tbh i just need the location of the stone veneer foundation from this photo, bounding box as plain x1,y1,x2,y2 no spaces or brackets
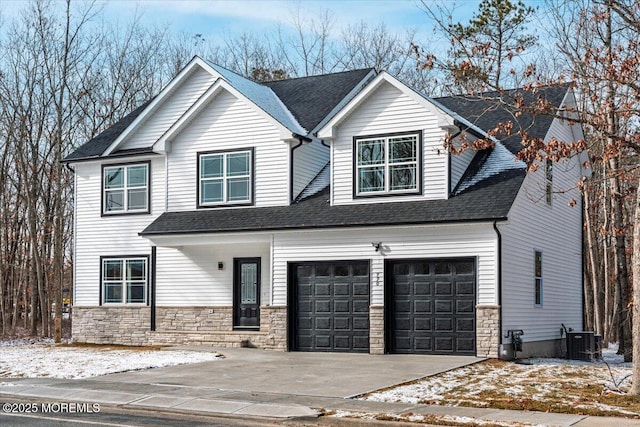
74,305,501,357
72,306,287,350
476,304,500,358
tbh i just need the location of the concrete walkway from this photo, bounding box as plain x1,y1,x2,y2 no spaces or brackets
0,346,638,426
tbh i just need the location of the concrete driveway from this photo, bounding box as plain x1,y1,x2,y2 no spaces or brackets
92,347,481,398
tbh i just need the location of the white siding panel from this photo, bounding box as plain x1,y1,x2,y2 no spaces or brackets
293,140,329,200
120,67,216,150
155,243,270,306
450,136,478,191
167,90,289,210
500,116,583,343
272,223,497,306
73,156,165,306
332,82,449,205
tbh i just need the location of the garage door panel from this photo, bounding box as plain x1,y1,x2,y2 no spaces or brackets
353,317,369,330
334,283,350,295
457,337,475,352
389,259,476,355
414,282,430,295
293,262,370,353
414,300,431,313
457,318,474,332
456,300,474,313
435,282,453,295
457,281,475,295
435,300,453,314
435,337,454,352
435,317,454,332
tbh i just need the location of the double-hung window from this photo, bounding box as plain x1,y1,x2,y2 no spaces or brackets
534,250,543,306
198,149,253,206
103,163,149,214
355,132,420,196
101,257,147,304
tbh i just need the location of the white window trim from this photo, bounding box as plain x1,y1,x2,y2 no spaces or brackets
355,133,420,196
198,149,253,206
103,163,149,214
101,257,148,305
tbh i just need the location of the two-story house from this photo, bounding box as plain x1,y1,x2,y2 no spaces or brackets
63,56,588,358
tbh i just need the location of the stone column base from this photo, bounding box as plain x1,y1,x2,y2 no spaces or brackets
476,305,500,358
370,305,384,354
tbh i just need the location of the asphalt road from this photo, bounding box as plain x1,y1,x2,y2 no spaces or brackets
0,397,304,427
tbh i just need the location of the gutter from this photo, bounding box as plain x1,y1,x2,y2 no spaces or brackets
493,220,503,349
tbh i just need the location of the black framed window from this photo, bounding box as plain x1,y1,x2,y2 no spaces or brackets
101,256,148,305
198,149,253,206
355,132,420,196
534,250,543,306
103,163,149,214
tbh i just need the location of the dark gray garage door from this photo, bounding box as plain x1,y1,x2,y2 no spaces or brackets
387,259,476,355
290,261,370,352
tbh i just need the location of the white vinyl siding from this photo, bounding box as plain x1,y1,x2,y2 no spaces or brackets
272,223,497,306
167,90,289,211
500,115,583,343
449,135,478,192
73,157,165,306
332,82,448,205
155,243,270,306
292,140,329,201
119,67,216,151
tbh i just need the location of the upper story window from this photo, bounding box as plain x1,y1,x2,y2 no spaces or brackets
101,256,147,305
354,132,421,197
103,163,150,215
545,159,553,206
534,250,543,306
198,149,253,207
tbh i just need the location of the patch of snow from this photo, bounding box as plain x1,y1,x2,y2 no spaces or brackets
296,162,329,202
1,337,54,347
0,344,221,379
455,142,526,194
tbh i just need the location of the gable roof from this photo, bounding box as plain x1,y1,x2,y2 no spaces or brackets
63,60,374,163
436,84,570,154
263,68,374,132
62,100,154,162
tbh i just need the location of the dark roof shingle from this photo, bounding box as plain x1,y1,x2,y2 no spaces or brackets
436,84,569,153
141,168,525,236
263,68,373,132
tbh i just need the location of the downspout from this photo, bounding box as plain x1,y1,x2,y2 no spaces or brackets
150,246,157,331
493,221,503,352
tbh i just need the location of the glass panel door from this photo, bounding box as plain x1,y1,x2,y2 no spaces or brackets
234,258,260,329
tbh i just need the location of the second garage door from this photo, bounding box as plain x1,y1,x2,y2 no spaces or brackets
387,258,476,355
290,261,370,353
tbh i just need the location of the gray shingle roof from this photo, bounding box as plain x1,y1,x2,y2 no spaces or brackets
141,168,525,236
263,68,373,132
436,84,569,154
62,100,153,162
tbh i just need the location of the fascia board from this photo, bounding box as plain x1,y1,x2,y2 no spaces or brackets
317,72,457,139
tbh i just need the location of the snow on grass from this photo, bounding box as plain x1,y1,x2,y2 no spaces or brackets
364,343,638,418
0,343,221,379
332,410,540,426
